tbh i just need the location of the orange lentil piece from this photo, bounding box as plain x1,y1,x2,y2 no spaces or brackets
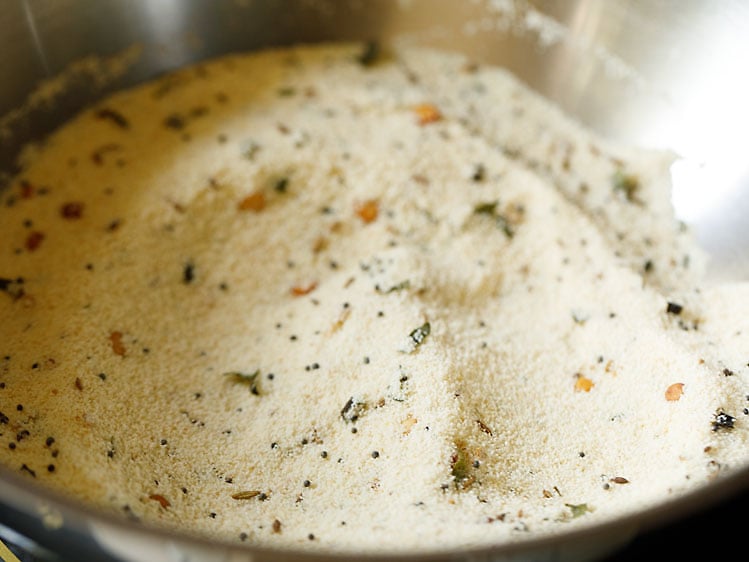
148,494,170,509
665,382,684,401
355,199,379,224
20,182,35,199
61,202,84,219
402,413,418,435
110,331,126,356
238,191,266,212
291,282,318,297
413,103,442,125
330,308,351,333
25,231,45,251
574,375,594,392
231,490,261,500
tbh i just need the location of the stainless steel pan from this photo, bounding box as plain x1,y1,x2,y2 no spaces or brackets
1,1,747,560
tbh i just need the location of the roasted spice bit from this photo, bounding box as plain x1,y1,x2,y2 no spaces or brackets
411,174,430,186
224,370,261,395
471,163,486,182
60,202,84,219
163,113,186,130
610,477,629,484
409,322,431,349
25,231,45,252
272,519,282,533
355,199,379,224
238,191,266,212
666,301,683,315
74,377,83,391
240,140,261,160
19,180,35,199
232,490,261,500
665,382,684,401
462,60,480,73
20,464,37,478
106,438,117,458
291,281,317,297
148,494,171,509
183,261,195,284
109,331,126,356
341,397,367,423
413,103,442,125
375,280,410,294
574,374,594,392
722,368,735,377
0,277,25,300
274,177,289,193
357,41,380,67
95,108,130,129
476,419,493,436
91,143,122,165
312,236,329,253
189,105,209,118
712,410,735,432
168,199,186,213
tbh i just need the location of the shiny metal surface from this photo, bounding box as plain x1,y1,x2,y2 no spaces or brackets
1,1,748,561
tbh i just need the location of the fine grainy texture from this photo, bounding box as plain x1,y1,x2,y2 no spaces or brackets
0,42,747,554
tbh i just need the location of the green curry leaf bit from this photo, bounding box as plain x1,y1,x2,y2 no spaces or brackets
611,169,641,203
376,280,411,294
277,87,296,97
473,201,498,216
340,397,368,423
473,201,515,238
450,448,471,484
565,503,590,518
409,322,431,348
224,370,261,396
